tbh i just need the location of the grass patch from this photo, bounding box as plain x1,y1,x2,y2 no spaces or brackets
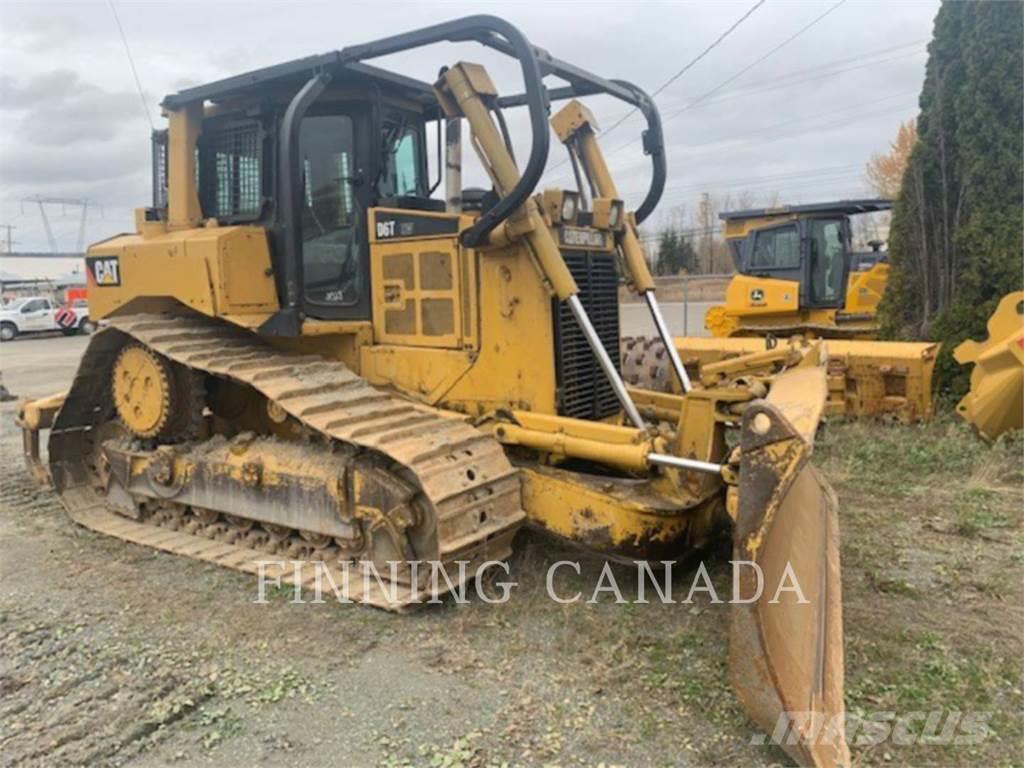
817,415,1022,489
828,418,1023,766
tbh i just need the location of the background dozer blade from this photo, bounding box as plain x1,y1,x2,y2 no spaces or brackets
729,370,850,768
647,335,939,423
953,290,1024,440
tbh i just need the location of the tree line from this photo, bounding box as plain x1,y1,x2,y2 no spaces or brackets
881,0,1023,394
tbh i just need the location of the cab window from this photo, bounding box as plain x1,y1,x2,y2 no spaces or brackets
750,225,800,269
378,120,423,198
299,114,363,307
22,299,48,313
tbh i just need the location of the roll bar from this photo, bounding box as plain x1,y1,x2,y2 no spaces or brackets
255,15,666,333
324,15,666,234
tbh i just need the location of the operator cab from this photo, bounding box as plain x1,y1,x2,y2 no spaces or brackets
720,199,892,309
156,61,443,322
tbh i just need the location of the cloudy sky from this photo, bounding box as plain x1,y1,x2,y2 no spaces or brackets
0,0,938,278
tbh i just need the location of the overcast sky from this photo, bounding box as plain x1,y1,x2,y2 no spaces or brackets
0,0,938,278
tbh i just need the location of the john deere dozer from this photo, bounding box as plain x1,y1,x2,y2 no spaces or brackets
625,200,939,424
18,17,848,766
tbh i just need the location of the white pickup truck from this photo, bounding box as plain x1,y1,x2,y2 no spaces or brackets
0,296,95,341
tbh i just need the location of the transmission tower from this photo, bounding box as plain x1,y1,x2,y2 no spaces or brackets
20,196,104,253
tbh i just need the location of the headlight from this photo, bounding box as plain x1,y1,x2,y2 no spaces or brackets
561,194,578,222
607,203,621,228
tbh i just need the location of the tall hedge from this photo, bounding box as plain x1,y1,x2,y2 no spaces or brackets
879,0,1024,396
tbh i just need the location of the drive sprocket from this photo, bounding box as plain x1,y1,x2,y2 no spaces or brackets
112,343,175,438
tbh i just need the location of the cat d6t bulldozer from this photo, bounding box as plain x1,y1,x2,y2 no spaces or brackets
17,17,848,766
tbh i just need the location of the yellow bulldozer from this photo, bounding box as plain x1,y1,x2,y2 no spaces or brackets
706,199,894,339
17,17,848,766
626,200,939,424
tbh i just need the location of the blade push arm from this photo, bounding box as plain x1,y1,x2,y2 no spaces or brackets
552,100,693,392
435,63,647,430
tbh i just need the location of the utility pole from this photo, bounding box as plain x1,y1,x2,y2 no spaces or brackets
0,224,15,254
699,192,712,274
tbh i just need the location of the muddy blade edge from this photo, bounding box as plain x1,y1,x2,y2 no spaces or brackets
729,369,850,768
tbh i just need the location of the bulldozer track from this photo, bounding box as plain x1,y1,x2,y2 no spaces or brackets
47,313,525,610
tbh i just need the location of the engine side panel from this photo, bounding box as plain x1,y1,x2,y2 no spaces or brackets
85,225,279,321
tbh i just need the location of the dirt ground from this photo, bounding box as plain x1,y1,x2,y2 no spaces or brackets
0,334,1021,767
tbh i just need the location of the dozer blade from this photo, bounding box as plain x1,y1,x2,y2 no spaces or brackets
953,291,1024,440
16,390,67,486
729,365,850,768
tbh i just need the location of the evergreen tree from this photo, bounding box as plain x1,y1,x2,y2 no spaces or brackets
880,0,1024,395
655,227,698,275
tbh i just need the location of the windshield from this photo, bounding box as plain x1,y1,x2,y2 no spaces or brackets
3,299,27,311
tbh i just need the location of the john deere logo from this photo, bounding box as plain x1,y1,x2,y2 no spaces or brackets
86,256,121,287
750,288,765,304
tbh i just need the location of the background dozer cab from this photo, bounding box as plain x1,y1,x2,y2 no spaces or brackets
628,199,938,424
17,16,848,765
706,198,894,340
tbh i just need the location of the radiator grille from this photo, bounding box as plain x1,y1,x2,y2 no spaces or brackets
553,251,621,421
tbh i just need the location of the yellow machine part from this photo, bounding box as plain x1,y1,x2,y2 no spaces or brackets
706,266,887,340
112,344,174,438
844,261,889,315
665,335,938,423
706,274,801,338
728,363,849,768
624,335,937,423
954,291,1024,440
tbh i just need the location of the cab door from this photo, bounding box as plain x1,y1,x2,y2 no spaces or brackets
297,110,373,321
805,218,848,308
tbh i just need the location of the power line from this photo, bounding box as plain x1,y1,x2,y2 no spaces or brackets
676,90,917,152
601,0,767,139
637,179,880,239
543,0,766,179
547,41,924,190
660,44,925,117
608,89,917,190
653,171,877,213
590,0,850,170
689,38,923,97
109,0,154,131
631,162,863,197
653,173,870,212
663,0,850,121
